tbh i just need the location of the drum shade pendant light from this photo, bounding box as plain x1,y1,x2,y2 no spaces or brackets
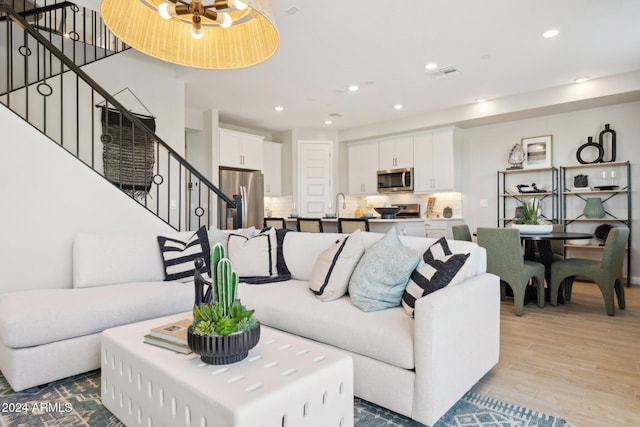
101,0,278,69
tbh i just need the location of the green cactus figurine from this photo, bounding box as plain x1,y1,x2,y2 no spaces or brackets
192,252,257,337
210,243,225,302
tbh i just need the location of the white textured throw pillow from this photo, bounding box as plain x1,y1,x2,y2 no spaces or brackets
227,227,276,278
308,229,365,301
208,226,256,253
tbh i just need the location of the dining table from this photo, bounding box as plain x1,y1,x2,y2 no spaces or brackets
520,231,593,303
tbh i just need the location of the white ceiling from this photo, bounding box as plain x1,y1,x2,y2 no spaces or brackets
177,0,640,133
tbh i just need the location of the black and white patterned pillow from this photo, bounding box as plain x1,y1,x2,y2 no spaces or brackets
157,226,211,282
309,229,365,301
423,236,452,262
402,253,470,318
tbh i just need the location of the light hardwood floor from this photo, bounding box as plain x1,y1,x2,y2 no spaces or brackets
470,281,640,427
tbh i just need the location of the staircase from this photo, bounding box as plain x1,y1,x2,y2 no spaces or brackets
0,1,242,231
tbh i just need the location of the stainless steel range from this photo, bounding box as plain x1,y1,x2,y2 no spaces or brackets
394,203,421,218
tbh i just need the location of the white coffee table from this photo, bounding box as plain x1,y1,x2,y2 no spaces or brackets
101,313,354,427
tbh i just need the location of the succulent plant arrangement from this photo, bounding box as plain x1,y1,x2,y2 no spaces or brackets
515,198,549,225
191,243,258,337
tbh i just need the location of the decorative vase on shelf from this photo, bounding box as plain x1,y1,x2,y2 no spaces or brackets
583,197,605,218
443,206,453,218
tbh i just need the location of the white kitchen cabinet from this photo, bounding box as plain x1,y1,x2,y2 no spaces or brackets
219,128,264,170
424,218,464,239
378,136,413,170
348,141,379,195
262,141,282,196
413,127,460,192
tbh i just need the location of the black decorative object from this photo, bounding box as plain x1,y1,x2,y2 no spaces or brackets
594,224,613,245
576,136,604,164
100,106,157,199
598,123,617,162
374,206,402,219
97,88,157,200
576,124,617,164
188,323,261,365
574,174,588,188
516,183,545,193
193,257,213,306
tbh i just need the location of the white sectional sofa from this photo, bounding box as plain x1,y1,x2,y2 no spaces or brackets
0,229,500,426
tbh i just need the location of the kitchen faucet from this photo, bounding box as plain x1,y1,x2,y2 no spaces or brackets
335,192,346,218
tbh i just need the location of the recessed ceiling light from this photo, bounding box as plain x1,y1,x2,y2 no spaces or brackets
542,28,559,38
575,77,590,84
393,104,403,110
274,106,284,112
324,120,333,125
348,84,359,92
425,62,438,70
476,98,487,103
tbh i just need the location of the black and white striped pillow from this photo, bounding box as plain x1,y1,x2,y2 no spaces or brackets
309,229,365,301
157,226,211,282
423,236,452,262
402,253,470,317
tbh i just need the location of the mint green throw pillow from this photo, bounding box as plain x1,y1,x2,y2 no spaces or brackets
348,227,420,312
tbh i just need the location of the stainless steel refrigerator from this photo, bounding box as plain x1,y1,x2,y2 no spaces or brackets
218,168,264,230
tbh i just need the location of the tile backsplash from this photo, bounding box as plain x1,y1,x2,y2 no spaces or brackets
264,192,463,219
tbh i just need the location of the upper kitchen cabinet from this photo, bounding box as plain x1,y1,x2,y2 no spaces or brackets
219,128,264,170
262,141,282,196
413,127,461,192
348,140,379,195
378,136,413,170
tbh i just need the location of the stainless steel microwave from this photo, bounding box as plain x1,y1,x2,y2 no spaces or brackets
377,168,414,193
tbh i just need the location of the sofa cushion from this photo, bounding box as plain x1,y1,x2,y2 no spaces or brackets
348,228,420,312
0,282,193,348
308,229,365,301
208,226,257,254
73,231,195,288
238,280,415,369
228,227,276,278
402,253,471,317
283,232,351,281
158,226,211,282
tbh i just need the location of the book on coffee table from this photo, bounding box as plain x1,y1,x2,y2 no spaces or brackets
143,334,192,354
148,318,192,345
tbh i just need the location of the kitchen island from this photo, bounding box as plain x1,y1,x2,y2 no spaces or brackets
283,217,426,237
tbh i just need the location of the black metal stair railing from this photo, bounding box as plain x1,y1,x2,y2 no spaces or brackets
0,0,129,96
0,2,242,231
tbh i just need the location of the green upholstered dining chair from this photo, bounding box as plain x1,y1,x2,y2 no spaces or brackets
477,227,545,316
550,227,629,316
451,224,472,241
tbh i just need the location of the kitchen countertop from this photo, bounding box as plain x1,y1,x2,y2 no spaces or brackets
283,217,425,223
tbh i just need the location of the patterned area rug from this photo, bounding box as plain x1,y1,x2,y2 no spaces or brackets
0,370,570,426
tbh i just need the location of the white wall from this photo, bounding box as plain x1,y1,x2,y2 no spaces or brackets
0,51,188,293
0,106,175,293
460,101,639,283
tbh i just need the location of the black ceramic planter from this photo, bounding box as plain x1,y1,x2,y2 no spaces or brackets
187,323,261,365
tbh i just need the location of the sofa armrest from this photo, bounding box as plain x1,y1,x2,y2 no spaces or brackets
411,273,500,425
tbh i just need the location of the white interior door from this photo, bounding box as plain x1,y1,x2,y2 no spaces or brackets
298,141,332,217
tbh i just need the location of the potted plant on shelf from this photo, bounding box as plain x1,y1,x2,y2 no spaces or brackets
189,243,260,365
512,197,553,234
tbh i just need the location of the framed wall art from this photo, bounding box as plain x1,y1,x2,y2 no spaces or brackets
521,135,552,169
